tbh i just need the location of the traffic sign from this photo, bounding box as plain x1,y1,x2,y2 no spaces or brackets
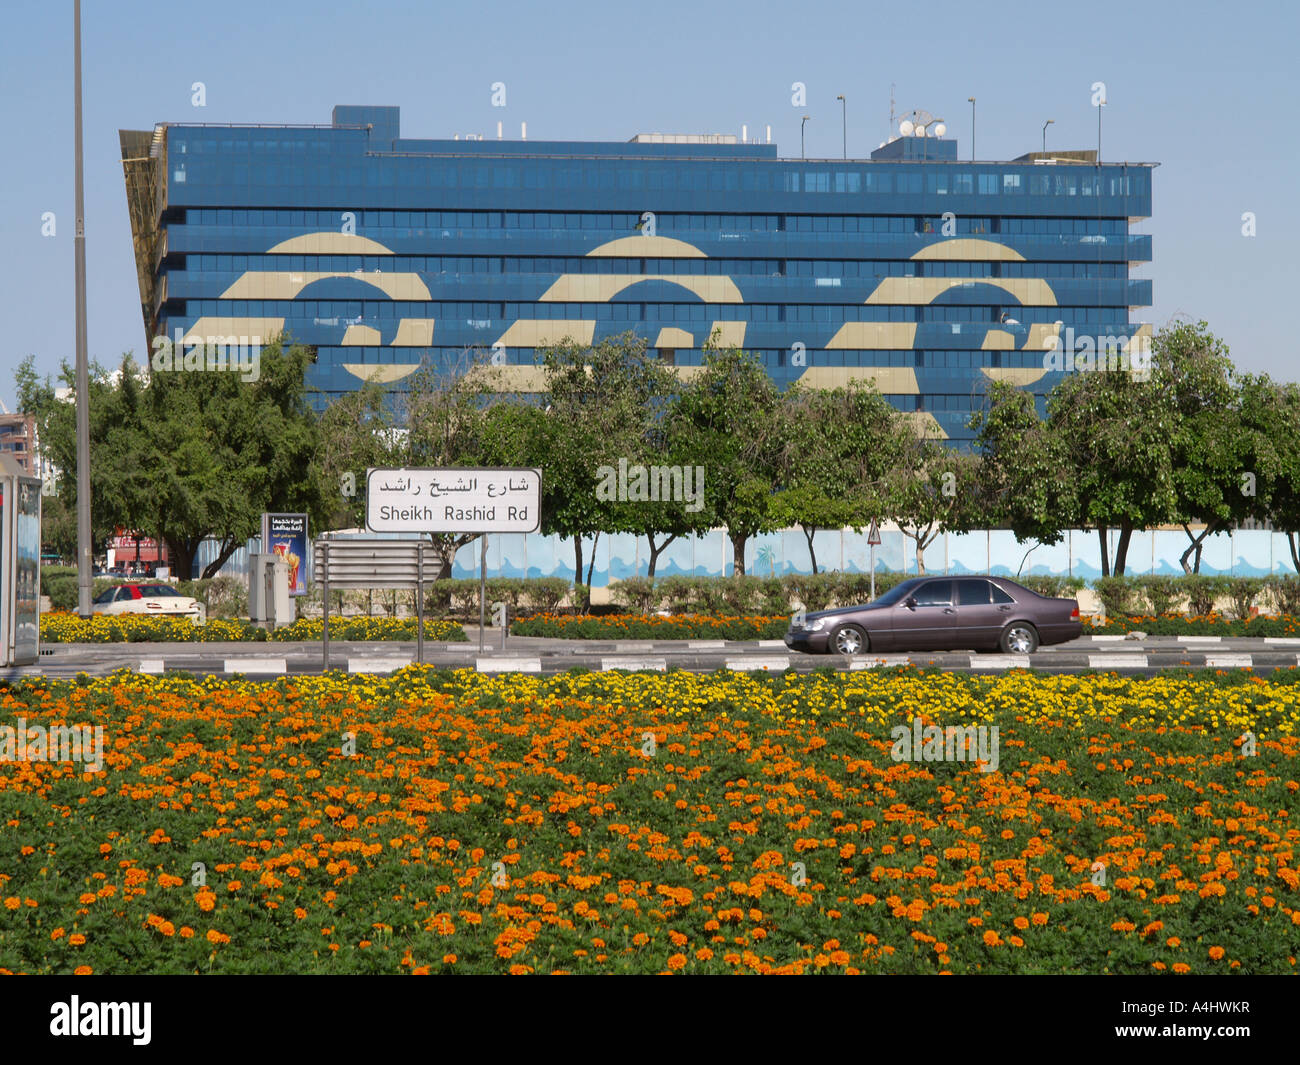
365,468,541,534
867,520,881,545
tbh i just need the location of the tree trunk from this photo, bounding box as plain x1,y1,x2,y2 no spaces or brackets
200,536,242,580
1097,527,1110,578
1113,525,1134,576
730,532,748,577
1289,531,1300,574
573,536,584,590
585,532,600,587
802,524,818,575
1179,523,1216,575
645,532,677,579
166,537,198,582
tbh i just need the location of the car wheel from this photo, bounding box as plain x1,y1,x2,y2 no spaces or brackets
999,623,1039,654
830,624,868,656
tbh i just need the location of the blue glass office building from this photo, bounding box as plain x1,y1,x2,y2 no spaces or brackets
121,106,1154,443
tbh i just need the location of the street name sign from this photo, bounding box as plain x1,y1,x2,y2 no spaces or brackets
365,468,541,534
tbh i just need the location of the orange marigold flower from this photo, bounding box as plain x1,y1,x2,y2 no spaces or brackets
443,954,457,964
1013,916,1029,931
666,953,688,971
74,966,93,975
1208,946,1225,961
1172,962,1191,973
69,934,86,946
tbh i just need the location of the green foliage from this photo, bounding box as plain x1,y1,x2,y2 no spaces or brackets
1222,577,1268,620
1016,576,1087,600
1137,575,1185,615
19,340,323,580
1182,575,1229,616
1092,576,1145,617
1266,575,1300,616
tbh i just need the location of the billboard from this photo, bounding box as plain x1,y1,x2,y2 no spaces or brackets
261,513,308,597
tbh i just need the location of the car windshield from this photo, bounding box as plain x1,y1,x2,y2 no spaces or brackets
870,580,921,606
139,584,181,597
92,588,116,604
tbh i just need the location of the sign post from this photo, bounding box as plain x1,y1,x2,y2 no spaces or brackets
867,520,881,601
366,468,541,654
479,534,487,653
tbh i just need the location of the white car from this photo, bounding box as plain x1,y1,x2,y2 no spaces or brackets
92,583,204,623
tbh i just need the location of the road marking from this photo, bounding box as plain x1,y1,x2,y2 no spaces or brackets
757,640,788,649
1203,654,1253,668
224,657,287,674
971,655,1030,668
1264,638,1300,645
348,656,413,673
1177,636,1224,643
725,656,791,671
1089,635,1126,642
688,640,727,649
476,656,541,673
1087,654,1148,668
601,656,667,672
849,656,914,669
615,642,656,652
138,658,165,674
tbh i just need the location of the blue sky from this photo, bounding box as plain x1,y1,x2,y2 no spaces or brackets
1,0,1295,407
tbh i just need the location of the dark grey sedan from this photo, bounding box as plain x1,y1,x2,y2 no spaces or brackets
783,575,1082,656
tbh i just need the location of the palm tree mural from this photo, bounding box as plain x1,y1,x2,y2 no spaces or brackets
754,544,777,577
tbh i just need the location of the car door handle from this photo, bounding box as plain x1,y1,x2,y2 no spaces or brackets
943,607,956,614
998,605,1012,611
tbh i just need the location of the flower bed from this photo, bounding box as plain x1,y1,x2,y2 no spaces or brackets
509,613,790,640
1,668,1296,975
38,613,466,644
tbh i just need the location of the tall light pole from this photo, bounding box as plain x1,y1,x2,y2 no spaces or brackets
73,0,92,618
1042,118,1054,154
836,95,846,158
801,114,810,159
968,97,976,160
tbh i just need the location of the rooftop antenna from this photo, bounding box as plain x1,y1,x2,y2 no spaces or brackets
889,83,896,139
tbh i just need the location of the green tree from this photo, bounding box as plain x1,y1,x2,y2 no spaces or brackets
19,338,324,579
666,338,785,576
772,382,912,573
1154,321,1253,573
885,434,983,574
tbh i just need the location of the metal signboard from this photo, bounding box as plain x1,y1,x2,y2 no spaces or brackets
365,468,541,534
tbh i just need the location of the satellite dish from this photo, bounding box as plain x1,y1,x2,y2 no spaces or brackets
899,119,914,136
933,122,947,137
914,125,927,137
877,141,886,149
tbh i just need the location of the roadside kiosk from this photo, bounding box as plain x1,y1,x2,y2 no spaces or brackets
0,453,42,667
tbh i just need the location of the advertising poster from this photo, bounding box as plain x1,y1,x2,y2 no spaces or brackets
14,479,41,662
261,513,308,597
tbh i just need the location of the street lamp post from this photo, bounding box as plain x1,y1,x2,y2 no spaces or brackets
801,114,810,159
1042,118,1055,154
836,95,846,158
968,97,976,161
73,0,93,617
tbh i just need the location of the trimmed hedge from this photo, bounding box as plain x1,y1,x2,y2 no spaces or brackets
1085,613,1300,637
